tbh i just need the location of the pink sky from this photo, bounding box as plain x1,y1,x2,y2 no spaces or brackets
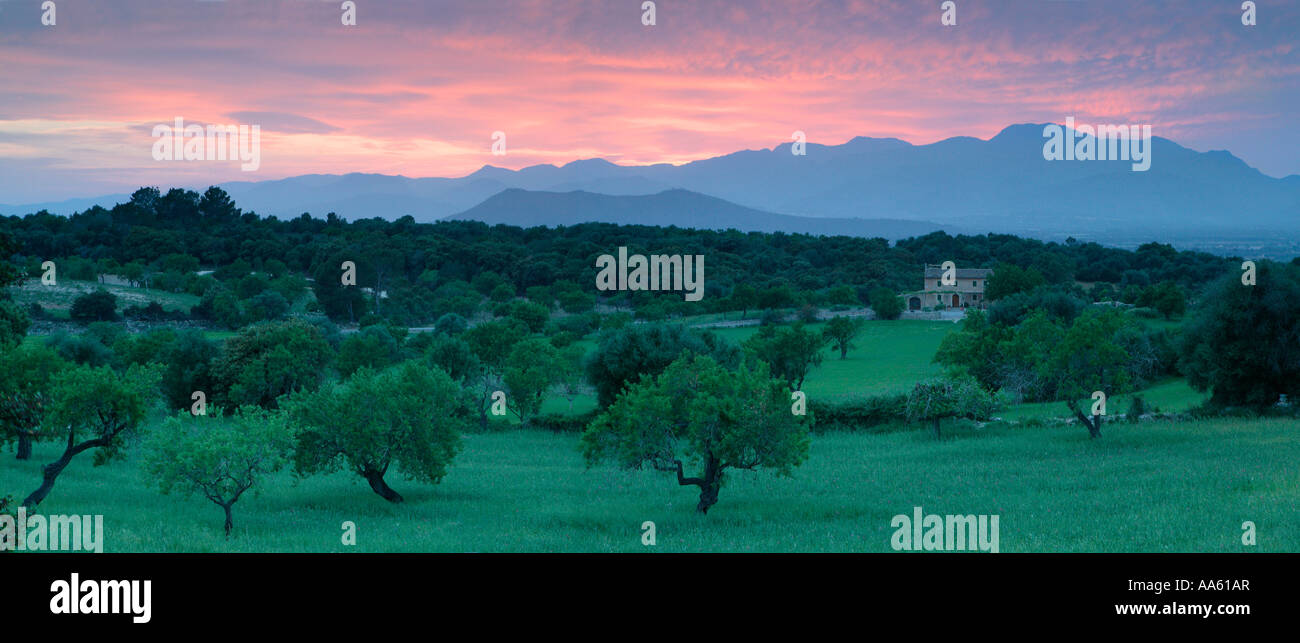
0,0,1296,202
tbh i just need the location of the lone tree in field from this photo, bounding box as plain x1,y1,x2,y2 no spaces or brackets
581,355,811,514
1045,308,1131,438
502,337,561,425
0,345,69,460
286,362,464,503
1180,261,1300,408
905,374,995,438
22,364,159,508
822,315,864,359
142,407,292,537
743,323,827,391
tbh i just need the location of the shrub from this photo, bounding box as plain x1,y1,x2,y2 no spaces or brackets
868,287,904,320
434,313,468,335
245,289,290,322
529,410,599,434
123,301,180,321
0,300,31,348
807,395,908,433
336,325,404,378
600,312,633,329
69,290,118,322
84,321,126,348
44,332,113,367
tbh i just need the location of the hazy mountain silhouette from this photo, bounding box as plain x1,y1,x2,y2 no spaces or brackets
5,124,1295,241
448,188,949,239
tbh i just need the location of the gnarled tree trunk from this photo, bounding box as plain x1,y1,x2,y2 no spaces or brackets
363,466,403,503
1068,403,1102,438
23,425,110,508
16,432,33,460
222,502,234,538
675,455,723,514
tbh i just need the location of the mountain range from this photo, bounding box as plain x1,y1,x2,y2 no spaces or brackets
3,124,1296,243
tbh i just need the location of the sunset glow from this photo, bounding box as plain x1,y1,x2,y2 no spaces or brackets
0,0,1295,202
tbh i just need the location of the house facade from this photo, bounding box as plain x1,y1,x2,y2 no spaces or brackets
904,265,994,311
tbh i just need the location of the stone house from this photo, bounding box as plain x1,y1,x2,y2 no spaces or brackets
905,265,994,311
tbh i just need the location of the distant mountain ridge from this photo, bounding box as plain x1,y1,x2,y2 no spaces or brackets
448,188,950,239
3,124,1296,241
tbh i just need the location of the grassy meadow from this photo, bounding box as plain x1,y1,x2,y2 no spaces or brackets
11,278,198,320
5,314,1295,553
4,417,1295,552
709,319,955,400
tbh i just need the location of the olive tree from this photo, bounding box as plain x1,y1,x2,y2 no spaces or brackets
586,323,738,408
502,337,561,425
905,374,996,438
212,319,333,409
142,407,292,537
22,364,159,508
0,299,31,349
0,345,69,460
286,361,464,503
743,323,827,391
1180,261,1300,408
822,315,864,359
581,355,810,514
463,319,525,429
1043,308,1131,438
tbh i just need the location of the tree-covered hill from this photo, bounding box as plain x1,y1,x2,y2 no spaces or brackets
0,186,1241,328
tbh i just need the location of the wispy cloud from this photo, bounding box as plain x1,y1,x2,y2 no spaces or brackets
0,0,1295,202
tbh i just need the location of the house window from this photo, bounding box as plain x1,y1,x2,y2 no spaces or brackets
973,281,978,287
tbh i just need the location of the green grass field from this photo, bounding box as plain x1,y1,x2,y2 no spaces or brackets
533,320,952,416
1000,378,1209,422
7,310,1288,553
4,417,1295,552
709,319,953,400
11,278,198,317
